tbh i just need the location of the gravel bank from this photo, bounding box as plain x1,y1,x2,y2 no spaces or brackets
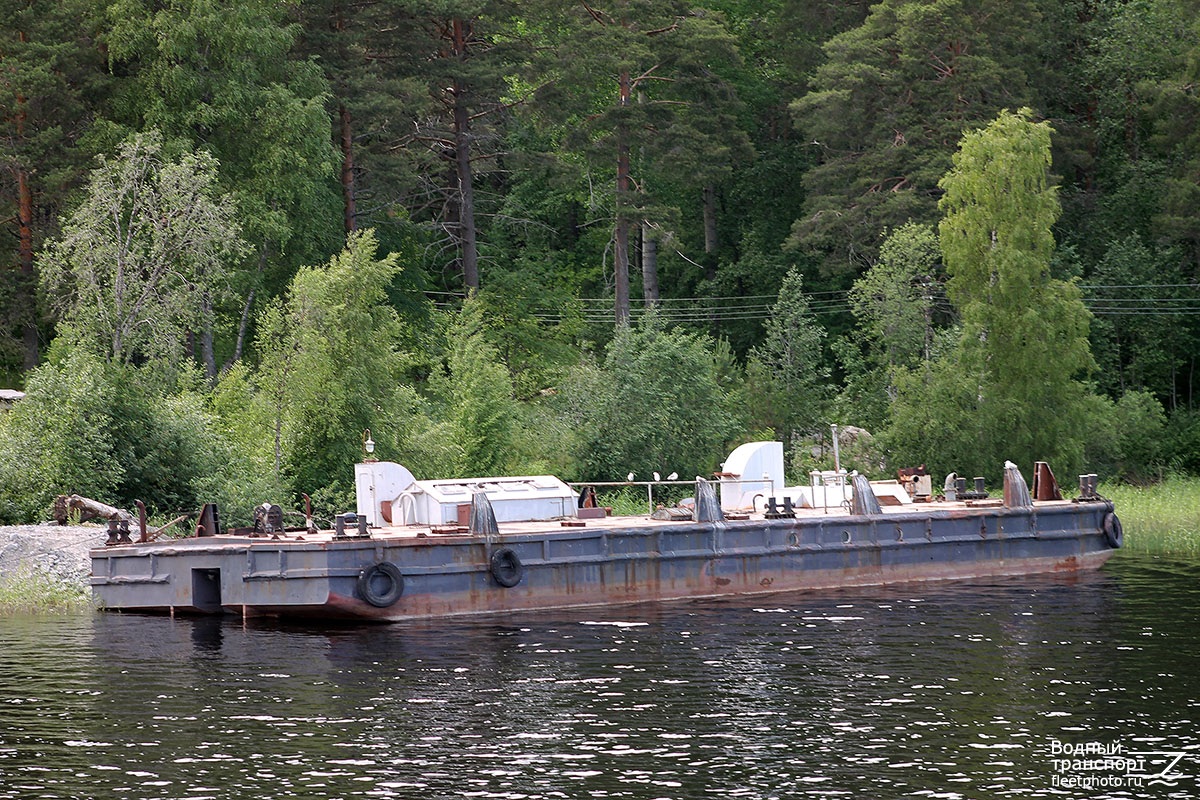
0,524,107,590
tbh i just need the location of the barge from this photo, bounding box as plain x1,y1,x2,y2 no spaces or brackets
89,442,1122,621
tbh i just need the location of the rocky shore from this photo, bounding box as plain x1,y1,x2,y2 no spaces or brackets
0,523,107,591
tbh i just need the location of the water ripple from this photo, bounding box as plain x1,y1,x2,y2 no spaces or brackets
0,554,1197,798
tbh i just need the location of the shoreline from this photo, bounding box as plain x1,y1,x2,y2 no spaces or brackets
0,524,106,613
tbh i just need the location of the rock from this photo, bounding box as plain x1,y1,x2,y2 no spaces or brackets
0,524,107,591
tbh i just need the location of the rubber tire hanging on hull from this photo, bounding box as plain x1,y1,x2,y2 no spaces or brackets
357,562,405,607
1103,512,1123,549
490,548,524,588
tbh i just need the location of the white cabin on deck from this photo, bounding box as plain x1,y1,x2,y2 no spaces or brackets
355,461,575,527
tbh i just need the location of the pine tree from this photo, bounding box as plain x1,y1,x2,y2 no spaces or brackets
0,0,109,376
747,268,829,452
791,0,1039,275
537,1,747,325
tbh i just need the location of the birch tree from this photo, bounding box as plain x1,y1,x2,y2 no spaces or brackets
888,108,1096,478
39,131,247,368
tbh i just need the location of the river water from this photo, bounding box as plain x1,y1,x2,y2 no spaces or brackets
1,552,1197,800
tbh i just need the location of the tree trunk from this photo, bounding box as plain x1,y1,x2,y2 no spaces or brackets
702,184,720,284
340,102,356,233
227,288,255,369
15,51,38,370
53,494,133,524
614,69,632,326
223,245,266,373
201,293,217,381
641,221,658,306
452,18,479,292
17,164,38,370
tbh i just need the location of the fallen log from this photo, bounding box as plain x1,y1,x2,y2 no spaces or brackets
53,494,133,525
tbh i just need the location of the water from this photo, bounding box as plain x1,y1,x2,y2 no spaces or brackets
2,553,1198,799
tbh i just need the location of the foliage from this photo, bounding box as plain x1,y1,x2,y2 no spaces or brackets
473,261,584,399
424,299,521,478
14,0,1200,496
0,348,235,522
886,109,1096,480
1164,407,1200,476
0,349,122,523
850,223,942,376
255,229,416,499
836,222,944,433
745,267,829,458
0,0,111,380
38,131,248,369
1083,389,1167,481
97,0,341,375
563,313,744,482
790,0,1038,274
197,363,289,525
1088,235,1190,406
1111,390,1168,479
102,0,336,252
533,0,751,320
829,335,891,435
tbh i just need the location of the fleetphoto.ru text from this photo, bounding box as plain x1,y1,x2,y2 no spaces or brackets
1047,739,1190,790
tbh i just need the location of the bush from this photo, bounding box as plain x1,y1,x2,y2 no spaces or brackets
196,363,290,525
562,314,744,482
1083,390,1166,482
1165,407,1200,477
423,300,521,477
0,350,123,523
0,348,252,524
1112,390,1167,480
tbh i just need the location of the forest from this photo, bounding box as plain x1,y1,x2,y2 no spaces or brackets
2,0,1199,525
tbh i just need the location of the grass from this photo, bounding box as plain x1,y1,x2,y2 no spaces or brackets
1104,476,1200,557
596,486,657,516
594,484,700,517
0,568,93,616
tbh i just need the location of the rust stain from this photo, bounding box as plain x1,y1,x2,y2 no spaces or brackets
714,577,731,586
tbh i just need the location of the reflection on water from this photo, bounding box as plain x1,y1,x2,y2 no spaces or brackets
1,553,1198,799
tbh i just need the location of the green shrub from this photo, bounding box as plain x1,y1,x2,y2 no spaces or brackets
562,314,744,482
0,348,258,524
1165,407,1200,476
0,350,123,523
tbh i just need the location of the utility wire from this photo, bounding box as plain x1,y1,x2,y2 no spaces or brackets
415,283,1200,323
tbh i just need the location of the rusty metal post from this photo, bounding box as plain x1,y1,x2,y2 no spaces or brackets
136,500,148,542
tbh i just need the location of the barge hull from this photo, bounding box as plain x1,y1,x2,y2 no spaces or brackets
91,500,1118,622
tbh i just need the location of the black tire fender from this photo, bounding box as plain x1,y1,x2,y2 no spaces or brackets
490,547,524,588
357,562,405,607
1103,512,1123,549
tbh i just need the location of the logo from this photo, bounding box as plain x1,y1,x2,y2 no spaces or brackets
1047,740,1191,790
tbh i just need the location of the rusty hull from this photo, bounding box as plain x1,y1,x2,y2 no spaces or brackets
90,498,1118,622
